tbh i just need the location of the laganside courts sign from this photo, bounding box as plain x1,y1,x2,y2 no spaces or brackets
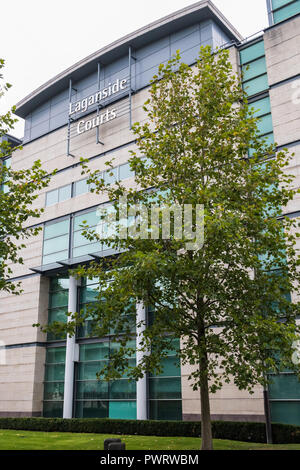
69,78,128,135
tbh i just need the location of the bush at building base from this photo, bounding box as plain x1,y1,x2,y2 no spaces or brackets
0,418,299,444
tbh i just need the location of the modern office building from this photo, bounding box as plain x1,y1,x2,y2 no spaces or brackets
1,0,300,423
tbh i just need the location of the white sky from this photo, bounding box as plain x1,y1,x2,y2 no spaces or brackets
0,0,268,138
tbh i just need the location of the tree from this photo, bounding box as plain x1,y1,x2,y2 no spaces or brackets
41,46,300,450
0,59,51,294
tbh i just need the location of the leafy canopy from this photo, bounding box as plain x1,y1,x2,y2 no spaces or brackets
43,46,300,392
0,59,52,294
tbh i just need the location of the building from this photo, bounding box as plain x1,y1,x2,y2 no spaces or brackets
1,0,300,423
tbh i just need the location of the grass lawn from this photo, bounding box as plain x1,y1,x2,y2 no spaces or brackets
0,429,299,450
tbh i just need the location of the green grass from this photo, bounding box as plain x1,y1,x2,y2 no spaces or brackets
0,429,300,450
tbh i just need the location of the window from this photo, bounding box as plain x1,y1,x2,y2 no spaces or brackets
74,178,89,196
46,190,59,206
242,57,267,82
45,161,134,206
272,0,300,23
1,156,11,193
77,278,102,338
248,96,274,156
45,184,72,206
77,278,135,339
72,204,117,259
119,162,134,181
104,168,118,185
149,338,183,421
240,41,265,65
47,277,69,341
249,96,271,117
240,41,269,97
43,346,66,418
272,0,294,8
73,209,102,258
243,75,269,97
75,340,137,419
42,218,70,265
269,373,300,425
59,184,72,202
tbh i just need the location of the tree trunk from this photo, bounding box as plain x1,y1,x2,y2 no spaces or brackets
200,356,213,450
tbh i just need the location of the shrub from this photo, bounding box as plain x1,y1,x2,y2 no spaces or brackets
0,417,299,444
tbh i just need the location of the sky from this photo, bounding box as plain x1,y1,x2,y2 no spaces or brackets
0,0,269,138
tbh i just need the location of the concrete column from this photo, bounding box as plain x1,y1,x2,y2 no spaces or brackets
63,276,79,419
136,302,147,420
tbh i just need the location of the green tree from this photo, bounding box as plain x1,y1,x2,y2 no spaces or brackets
41,46,300,450
0,59,51,294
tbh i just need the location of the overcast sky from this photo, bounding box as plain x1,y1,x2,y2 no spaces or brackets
0,0,269,138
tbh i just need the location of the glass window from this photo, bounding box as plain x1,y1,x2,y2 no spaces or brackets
249,97,271,117
240,41,265,65
49,290,69,309
79,343,110,362
74,179,89,196
43,234,69,256
77,361,109,380
74,210,99,230
269,374,300,399
77,318,98,339
243,74,269,96
59,184,72,202
109,401,137,420
150,356,181,377
73,243,101,258
248,133,274,157
80,283,100,303
50,278,69,291
270,401,300,426
48,307,68,324
0,157,12,193
119,163,134,180
43,251,69,265
47,278,69,340
44,382,64,401
73,209,104,258
273,1,300,23
46,347,66,364
46,189,59,206
149,377,182,399
257,114,273,136
45,363,65,382
75,400,109,418
3,156,11,169
43,401,64,418
242,57,267,82
43,346,66,418
44,219,70,240
109,379,136,400
149,400,182,421
76,380,109,400
104,168,118,185
43,218,70,265
110,339,136,358
272,0,294,8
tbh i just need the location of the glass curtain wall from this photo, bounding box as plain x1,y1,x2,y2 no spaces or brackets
47,277,69,341
75,341,137,419
240,38,300,425
271,0,300,24
43,346,66,417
